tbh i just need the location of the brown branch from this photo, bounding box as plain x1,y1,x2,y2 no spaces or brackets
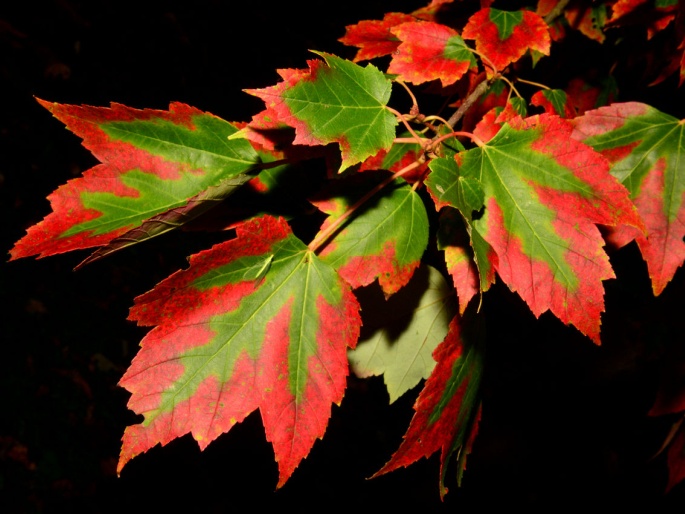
446,78,491,129
543,0,571,25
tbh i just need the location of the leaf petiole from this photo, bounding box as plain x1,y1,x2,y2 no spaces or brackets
308,160,422,254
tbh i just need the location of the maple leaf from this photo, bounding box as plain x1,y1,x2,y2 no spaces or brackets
311,170,429,296
74,175,255,269
411,0,459,20
607,0,678,38
387,21,477,87
462,8,551,76
531,89,576,118
427,114,644,343
427,156,497,300
436,208,482,314
10,100,260,263
565,76,618,115
565,0,608,43
374,315,484,498
117,215,361,487
348,265,458,403
536,0,569,41
245,52,397,171
472,98,528,143
338,12,416,62
572,102,685,295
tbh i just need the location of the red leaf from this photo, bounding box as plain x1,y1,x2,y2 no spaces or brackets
462,8,551,76
358,136,429,183
531,89,576,118
565,76,618,115
338,12,416,62
437,209,480,314
387,21,476,87
311,171,429,297
411,0,459,20
606,0,678,38
565,1,608,43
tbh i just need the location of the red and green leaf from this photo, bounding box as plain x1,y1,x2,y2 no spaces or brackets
436,208,482,313
374,315,484,498
311,171,429,297
607,0,678,38
572,102,685,295
358,133,429,183
536,0,568,41
462,8,551,76
10,100,260,261
338,12,416,62
472,98,528,143
75,174,254,269
427,156,495,299
429,114,644,343
565,76,618,115
348,265,458,403
245,52,397,171
565,1,608,43
117,215,361,487
531,89,575,118
387,21,477,87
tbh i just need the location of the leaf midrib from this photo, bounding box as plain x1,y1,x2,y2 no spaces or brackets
103,123,258,166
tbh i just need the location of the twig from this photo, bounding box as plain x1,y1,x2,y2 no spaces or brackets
446,79,490,129
386,106,426,144
308,160,422,254
543,0,571,24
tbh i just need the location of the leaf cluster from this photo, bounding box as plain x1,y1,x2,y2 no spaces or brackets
9,0,685,500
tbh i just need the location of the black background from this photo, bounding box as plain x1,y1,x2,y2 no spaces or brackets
2,1,685,511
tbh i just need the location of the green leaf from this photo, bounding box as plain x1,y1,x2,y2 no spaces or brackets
246,52,397,171
427,157,484,219
312,170,429,296
348,265,458,403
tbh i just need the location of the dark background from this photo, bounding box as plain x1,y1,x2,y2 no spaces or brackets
2,1,685,511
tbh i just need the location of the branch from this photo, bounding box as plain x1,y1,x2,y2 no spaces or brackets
543,0,571,24
446,78,491,129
